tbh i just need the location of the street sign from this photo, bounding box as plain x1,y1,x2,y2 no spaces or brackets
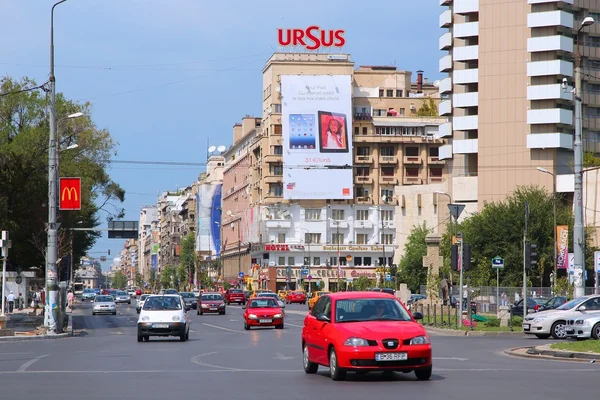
385,273,391,281
492,256,504,269
307,275,312,281
238,272,245,279
448,203,466,221
595,251,600,272
59,177,81,210
316,281,320,287
301,268,309,275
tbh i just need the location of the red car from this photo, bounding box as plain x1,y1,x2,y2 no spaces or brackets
135,289,142,296
286,291,307,305
197,292,226,315
224,289,246,305
301,291,431,381
243,298,284,330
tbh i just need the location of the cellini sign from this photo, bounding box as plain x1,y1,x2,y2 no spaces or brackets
277,26,345,50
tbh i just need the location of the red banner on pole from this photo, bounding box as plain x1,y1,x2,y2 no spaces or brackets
59,177,81,210
556,225,569,269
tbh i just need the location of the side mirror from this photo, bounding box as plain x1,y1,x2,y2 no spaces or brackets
242,305,246,309
316,314,330,322
578,305,587,312
413,312,424,320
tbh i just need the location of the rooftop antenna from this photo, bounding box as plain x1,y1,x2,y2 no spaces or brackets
217,145,226,154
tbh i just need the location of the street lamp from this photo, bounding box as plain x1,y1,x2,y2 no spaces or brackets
299,227,312,291
46,0,69,333
537,167,557,292
573,16,595,298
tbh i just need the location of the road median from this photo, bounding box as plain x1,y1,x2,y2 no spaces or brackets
505,344,600,362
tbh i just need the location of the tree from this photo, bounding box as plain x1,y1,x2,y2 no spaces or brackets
0,77,125,273
160,265,175,289
398,223,429,292
135,272,144,288
148,269,157,291
112,270,127,289
178,232,196,291
352,276,373,291
417,97,438,117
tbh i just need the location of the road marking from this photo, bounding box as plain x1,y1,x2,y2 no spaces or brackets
202,323,244,333
191,352,237,370
274,353,296,360
433,357,469,361
286,323,303,328
17,355,48,372
0,369,305,375
109,332,124,335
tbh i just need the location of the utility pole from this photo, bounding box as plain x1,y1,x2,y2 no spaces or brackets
457,232,464,315
523,201,529,319
1,231,11,319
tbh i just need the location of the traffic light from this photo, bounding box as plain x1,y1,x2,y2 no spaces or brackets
463,244,472,271
451,244,459,271
525,242,538,269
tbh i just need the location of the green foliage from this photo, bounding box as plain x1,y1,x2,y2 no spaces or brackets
485,317,500,327
352,276,373,291
160,265,175,289
512,316,523,326
417,97,438,117
135,272,144,288
398,223,429,292
148,269,157,290
555,277,573,298
112,270,127,289
583,152,600,168
0,77,124,271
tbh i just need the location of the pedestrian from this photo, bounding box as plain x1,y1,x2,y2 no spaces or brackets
7,291,15,313
18,293,23,310
462,285,468,311
501,291,507,306
40,289,46,316
67,290,74,310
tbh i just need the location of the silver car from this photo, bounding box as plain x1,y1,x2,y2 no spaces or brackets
81,288,96,301
92,295,117,315
114,291,131,304
565,312,600,339
136,294,150,314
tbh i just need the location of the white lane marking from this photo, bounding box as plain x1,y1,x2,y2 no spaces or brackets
274,353,296,360
17,355,48,372
286,323,303,328
190,352,237,370
433,357,469,361
202,323,244,333
0,369,305,375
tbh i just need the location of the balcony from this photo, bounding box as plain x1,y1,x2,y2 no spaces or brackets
527,60,573,77
403,176,423,185
264,175,282,184
439,144,453,160
439,9,452,28
355,196,372,204
527,11,573,29
439,32,452,50
438,122,452,138
439,99,452,115
355,176,374,184
403,155,422,164
454,45,479,61
354,220,374,229
526,133,573,149
439,77,452,94
428,177,445,184
264,154,283,163
379,176,399,185
354,155,373,164
527,35,573,53
454,22,479,38
329,220,349,229
428,156,446,164
527,108,573,125
265,219,292,229
453,92,478,108
453,115,478,131
454,0,479,14
452,139,478,154
454,68,478,84
354,113,373,121
439,54,452,72
379,155,398,164
527,83,573,101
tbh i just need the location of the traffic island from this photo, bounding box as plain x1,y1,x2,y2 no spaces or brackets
0,314,73,342
505,344,600,362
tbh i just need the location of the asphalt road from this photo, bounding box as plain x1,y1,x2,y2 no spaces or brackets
0,299,598,400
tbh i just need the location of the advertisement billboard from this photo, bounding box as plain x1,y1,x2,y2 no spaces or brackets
556,225,569,270
281,74,353,199
196,183,222,256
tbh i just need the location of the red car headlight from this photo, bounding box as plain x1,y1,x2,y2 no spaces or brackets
409,336,430,345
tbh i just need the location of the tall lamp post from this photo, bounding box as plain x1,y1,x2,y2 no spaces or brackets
537,167,557,292
299,228,312,291
573,17,595,298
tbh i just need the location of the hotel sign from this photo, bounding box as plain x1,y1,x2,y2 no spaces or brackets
254,244,391,253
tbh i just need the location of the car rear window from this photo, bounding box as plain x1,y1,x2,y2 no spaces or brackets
95,296,113,302
229,290,243,293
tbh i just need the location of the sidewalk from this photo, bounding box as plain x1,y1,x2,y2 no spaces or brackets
1,306,74,339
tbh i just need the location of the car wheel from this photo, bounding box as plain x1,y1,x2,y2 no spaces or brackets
592,322,600,339
329,347,346,381
112,311,117,315
136,309,140,314
180,332,186,342
415,365,432,380
535,334,551,339
137,334,143,342
128,301,131,305
551,321,567,339
143,336,149,342
244,322,250,330
303,344,318,374
92,312,95,316
276,323,284,329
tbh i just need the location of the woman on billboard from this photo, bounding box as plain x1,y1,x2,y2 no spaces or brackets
319,112,348,152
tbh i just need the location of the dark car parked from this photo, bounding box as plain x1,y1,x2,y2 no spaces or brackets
538,296,568,311
510,297,548,317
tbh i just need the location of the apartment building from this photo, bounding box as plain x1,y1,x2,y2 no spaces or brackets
439,0,600,223
157,188,193,270
138,206,158,280
217,52,450,291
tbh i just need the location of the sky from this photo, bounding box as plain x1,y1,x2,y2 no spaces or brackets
1,0,443,271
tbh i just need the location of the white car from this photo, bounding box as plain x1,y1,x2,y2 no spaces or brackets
565,313,600,339
523,295,600,339
136,294,151,314
92,295,117,315
137,295,190,342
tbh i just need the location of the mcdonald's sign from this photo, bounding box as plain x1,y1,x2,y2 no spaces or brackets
59,177,81,210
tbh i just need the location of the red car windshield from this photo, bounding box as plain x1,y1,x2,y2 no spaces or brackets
335,299,412,323
248,299,278,308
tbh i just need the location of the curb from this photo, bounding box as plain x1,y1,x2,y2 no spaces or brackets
504,346,600,362
0,315,73,342
423,326,525,337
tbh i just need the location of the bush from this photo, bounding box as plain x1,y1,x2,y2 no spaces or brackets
485,317,500,327
512,316,523,326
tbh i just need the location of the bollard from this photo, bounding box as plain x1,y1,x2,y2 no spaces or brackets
509,306,513,332
455,305,459,330
433,304,437,327
440,303,444,326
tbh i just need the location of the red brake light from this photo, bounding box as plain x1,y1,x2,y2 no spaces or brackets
534,305,540,311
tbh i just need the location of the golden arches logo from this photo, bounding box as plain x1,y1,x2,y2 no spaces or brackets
61,186,78,201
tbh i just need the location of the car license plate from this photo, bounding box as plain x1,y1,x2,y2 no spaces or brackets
259,319,272,323
152,323,169,328
566,328,575,334
375,352,407,361
523,324,530,330
210,308,217,311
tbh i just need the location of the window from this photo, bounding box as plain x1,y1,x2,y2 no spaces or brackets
332,209,345,220
278,256,285,266
381,188,394,199
356,209,369,220
356,187,369,197
278,233,286,243
305,209,322,220
381,210,394,221
269,183,283,196
313,256,320,265
270,165,283,175
354,126,359,135
405,146,419,156
381,167,395,176
354,257,363,266
331,233,344,244
405,167,419,177
429,147,439,157
379,89,384,97
357,146,370,156
386,89,394,97
356,167,370,176
399,108,405,115
362,127,368,135
274,124,282,135
380,146,395,156
363,257,372,266
304,233,321,244
273,104,282,113
589,36,600,48
373,109,386,117
430,167,443,177
304,257,310,266
338,257,347,266
396,89,403,97
356,233,368,244
273,145,283,155
381,233,393,245
287,257,295,266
